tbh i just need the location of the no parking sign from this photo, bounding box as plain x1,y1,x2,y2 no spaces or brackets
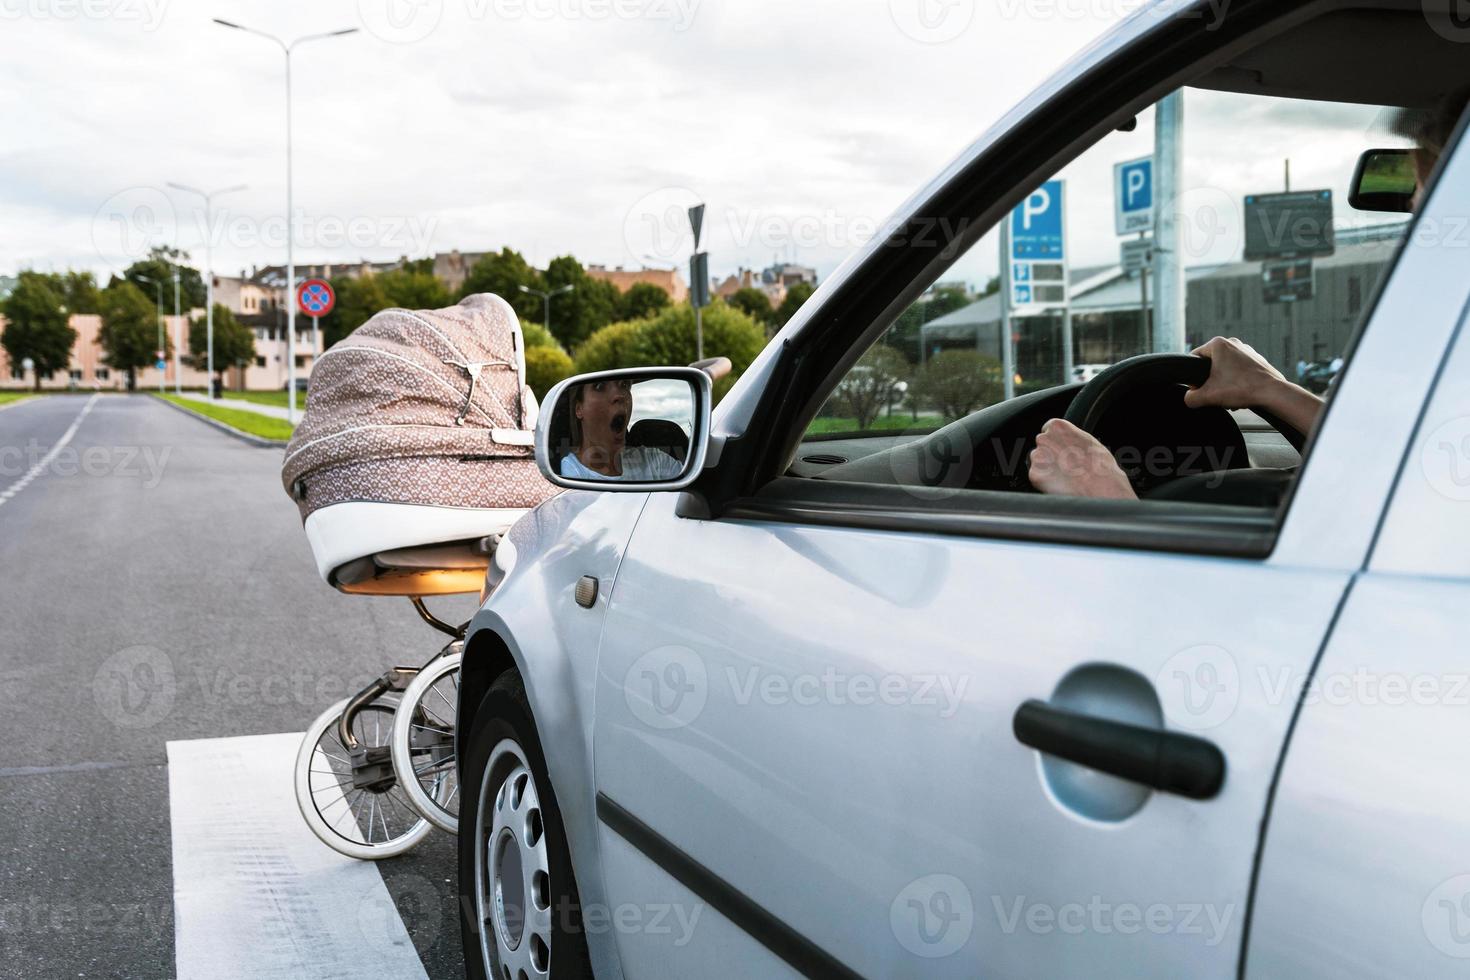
297,279,336,318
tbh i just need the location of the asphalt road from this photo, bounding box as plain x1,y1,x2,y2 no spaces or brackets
0,395,476,979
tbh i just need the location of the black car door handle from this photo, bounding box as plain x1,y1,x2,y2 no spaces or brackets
1012,699,1226,800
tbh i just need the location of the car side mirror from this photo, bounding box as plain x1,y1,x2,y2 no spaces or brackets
1349,148,1417,213
535,367,712,492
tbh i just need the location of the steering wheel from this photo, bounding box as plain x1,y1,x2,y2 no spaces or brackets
1063,353,1307,502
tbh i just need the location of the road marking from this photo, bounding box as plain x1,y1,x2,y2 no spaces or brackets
168,733,430,980
0,393,98,508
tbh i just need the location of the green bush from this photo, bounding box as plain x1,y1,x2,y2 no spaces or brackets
572,320,643,374
520,321,565,354
525,346,575,401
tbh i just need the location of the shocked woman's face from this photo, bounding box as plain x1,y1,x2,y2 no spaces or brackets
575,379,634,456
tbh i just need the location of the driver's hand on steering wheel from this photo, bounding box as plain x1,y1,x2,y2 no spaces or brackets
1183,337,1286,410
1185,336,1325,436
1029,419,1137,500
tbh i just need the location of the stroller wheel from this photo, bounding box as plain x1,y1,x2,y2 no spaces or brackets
391,651,462,834
294,695,434,860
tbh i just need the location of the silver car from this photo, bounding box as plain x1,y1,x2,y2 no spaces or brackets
455,2,1470,977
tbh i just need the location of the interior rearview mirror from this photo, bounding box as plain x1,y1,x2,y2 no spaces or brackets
535,367,712,492
1349,148,1417,213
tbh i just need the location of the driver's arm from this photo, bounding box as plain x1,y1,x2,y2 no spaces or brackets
1185,337,1324,434
1029,419,1137,500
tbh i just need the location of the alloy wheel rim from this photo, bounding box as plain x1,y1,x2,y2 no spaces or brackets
476,739,552,979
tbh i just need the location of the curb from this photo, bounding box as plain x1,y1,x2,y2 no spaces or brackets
148,394,291,449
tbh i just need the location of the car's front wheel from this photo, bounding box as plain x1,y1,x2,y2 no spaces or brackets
458,671,591,980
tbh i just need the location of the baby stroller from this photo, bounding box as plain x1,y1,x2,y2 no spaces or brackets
280,293,557,860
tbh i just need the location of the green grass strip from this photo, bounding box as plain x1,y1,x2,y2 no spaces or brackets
157,394,295,441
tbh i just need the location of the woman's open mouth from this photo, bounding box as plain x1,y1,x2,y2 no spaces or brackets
610,413,628,438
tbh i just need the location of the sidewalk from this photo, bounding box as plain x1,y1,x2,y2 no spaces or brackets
180,392,294,422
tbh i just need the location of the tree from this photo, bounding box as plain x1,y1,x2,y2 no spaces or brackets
926,286,971,321
544,255,621,352
59,271,101,315
98,281,164,391
187,304,256,384
571,320,643,375
376,267,451,311
459,248,545,324
525,346,574,402
624,302,767,375
827,344,909,430
914,349,1003,420
620,282,671,321
321,275,390,348
728,287,773,327
122,245,206,312
773,281,816,328
1,272,76,390
521,320,565,354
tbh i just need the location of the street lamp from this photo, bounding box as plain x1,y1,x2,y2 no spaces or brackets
214,18,357,422
135,273,165,393
518,284,574,341
169,182,246,399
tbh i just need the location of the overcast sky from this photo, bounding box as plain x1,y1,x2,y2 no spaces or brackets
1,0,1414,290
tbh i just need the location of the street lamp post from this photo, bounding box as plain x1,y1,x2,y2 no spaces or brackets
172,268,182,395
214,19,357,423
136,274,165,393
169,182,246,399
518,283,574,342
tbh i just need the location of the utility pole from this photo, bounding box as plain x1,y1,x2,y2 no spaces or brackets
169,183,246,398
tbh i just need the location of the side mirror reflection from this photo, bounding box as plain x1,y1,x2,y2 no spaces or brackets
535,368,711,491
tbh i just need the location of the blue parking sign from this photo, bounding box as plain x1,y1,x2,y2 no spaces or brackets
1013,263,1031,283
1115,156,1154,235
1011,181,1065,259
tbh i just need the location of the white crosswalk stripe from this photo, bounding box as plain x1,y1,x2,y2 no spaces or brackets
168,732,431,980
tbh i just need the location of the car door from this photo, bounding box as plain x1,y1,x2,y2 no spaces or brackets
1246,134,1470,978
584,82,1470,980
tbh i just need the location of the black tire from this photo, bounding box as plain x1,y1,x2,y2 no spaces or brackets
459,671,592,980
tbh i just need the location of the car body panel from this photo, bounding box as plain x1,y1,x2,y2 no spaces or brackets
462,489,651,980
593,492,1352,976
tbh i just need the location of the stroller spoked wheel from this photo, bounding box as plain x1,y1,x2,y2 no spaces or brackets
391,649,463,834
294,694,435,860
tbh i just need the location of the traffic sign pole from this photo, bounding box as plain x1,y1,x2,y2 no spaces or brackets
1000,218,1014,402
1154,92,1186,354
